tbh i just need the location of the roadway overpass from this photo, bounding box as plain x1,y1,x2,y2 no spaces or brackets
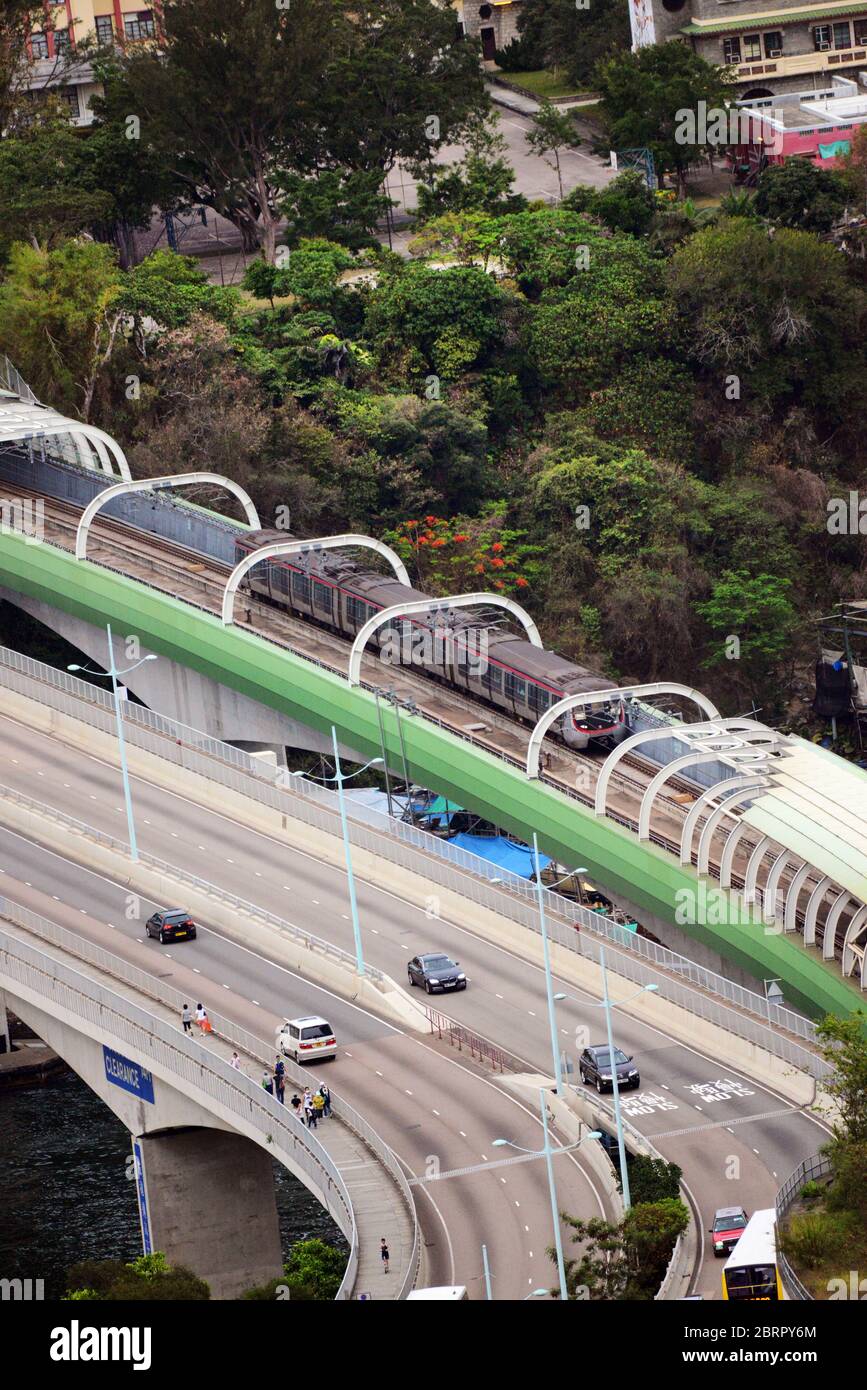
0,656,836,1299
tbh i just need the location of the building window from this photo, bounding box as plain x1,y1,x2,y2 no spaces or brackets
742,33,762,60
855,18,867,44
723,37,742,63
833,21,852,47
763,31,783,55
57,86,80,117
95,15,114,44
662,0,687,10
30,32,49,59
125,11,156,41
54,27,71,53
814,24,831,48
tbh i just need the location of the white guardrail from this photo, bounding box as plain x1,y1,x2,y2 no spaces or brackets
0,646,828,1076
0,899,420,1301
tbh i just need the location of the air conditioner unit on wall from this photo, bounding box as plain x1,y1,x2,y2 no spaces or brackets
818,41,831,50
768,48,782,57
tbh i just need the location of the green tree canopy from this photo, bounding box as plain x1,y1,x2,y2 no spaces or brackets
65,1252,210,1300
754,157,848,234
364,264,507,380
595,43,734,196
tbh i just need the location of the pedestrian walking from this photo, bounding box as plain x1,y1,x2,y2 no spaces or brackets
195,1003,206,1028
275,1071,285,1104
290,1093,302,1119
181,1004,192,1034
380,1239,390,1274
262,1071,274,1095
318,1083,331,1117
312,1090,325,1122
303,1092,317,1128
230,1051,241,1070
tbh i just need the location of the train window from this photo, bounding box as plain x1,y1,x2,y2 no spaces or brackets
291,571,311,604
528,684,551,712
481,664,502,691
504,672,526,703
346,594,367,626
313,580,332,614
272,564,289,594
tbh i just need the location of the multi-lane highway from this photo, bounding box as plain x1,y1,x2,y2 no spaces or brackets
0,710,832,1298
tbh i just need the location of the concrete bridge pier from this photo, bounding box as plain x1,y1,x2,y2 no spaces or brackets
134,1128,284,1299
0,990,10,1054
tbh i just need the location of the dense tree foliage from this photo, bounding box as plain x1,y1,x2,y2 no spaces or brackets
65,1252,210,1300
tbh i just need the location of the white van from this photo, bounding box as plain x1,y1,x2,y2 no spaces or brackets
278,1015,337,1064
406,1286,468,1300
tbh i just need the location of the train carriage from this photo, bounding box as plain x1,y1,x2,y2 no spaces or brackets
234,529,628,750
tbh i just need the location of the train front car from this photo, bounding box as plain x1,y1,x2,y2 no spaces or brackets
558,671,629,752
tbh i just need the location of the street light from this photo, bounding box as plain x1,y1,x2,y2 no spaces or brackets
524,1288,548,1300
292,727,382,976
68,623,157,862
554,951,658,1211
493,1086,602,1302
533,833,564,1097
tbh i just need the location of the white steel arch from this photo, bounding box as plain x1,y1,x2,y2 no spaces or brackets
347,593,542,687
635,721,778,840
823,891,852,960
590,707,759,813
75,474,260,560
744,835,773,902
697,780,770,877
530,683,722,783
680,774,772,867
803,876,832,946
843,905,867,985
0,405,131,480
784,862,814,935
221,535,411,626
761,850,794,923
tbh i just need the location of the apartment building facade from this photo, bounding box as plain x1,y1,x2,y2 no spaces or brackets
24,3,161,124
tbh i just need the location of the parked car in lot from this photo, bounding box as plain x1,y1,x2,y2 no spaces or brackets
278,1016,337,1063
578,1044,640,1093
710,1206,749,1257
145,908,197,944
407,953,466,994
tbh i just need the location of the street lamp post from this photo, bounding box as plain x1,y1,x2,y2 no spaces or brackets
493,1088,602,1302
373,689,394,818
67,623,157,862
293,729,382,977
554,957,658,1212
533,833,564,1096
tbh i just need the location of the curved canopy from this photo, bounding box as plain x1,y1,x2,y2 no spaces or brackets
75,474,260,560
221,535,411,626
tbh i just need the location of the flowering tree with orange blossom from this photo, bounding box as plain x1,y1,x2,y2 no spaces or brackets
383,504,543,598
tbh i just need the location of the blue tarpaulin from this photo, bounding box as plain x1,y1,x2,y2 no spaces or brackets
448,833,550,879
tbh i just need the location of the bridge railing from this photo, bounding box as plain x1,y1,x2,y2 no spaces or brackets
0,897,420,1300
0,644,828,1078
775,1153,833,1301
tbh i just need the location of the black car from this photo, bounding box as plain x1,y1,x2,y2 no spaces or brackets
145,908,197,944
407,953,466,994
579,1045,640,1093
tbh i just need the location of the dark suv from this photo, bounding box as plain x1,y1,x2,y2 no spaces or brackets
579,1045,640,1093
145,908,197,944
407,953,466,994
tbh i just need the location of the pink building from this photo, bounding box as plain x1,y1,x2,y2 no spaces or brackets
729,76,867,177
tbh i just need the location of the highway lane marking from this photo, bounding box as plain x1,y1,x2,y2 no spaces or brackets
375,1070,384,1077
405,1089,413,1096
432,1108,440,1116
252,999,260,1006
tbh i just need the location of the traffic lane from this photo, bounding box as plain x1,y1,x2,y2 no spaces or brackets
0,715,828,1165
0,829,394,1049
0,871,610,1300
340,1034,610,1298
0,721,829,1171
